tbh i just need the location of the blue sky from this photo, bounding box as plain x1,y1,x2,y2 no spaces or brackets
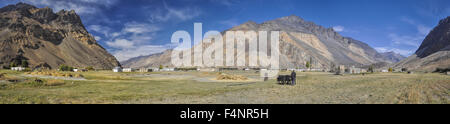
1,0,449,61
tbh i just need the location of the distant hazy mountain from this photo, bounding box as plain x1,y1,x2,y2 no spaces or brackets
395,16,450,71
379,52,406,63
123,15,403,69
0,3,120,69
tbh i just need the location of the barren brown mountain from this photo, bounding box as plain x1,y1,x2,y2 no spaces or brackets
123,15,403,69
0,3,120,69
395,16,450,71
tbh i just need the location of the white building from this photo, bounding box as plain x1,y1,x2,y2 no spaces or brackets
123,68,134,72
381,70,389,73
151,68,160,72
161,68,175,71
198,68,215,72
11,67,26,71
73,69,87,72
113,67,122,72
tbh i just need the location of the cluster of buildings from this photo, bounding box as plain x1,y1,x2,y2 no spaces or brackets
113,67,175,73
11,67,26,71
336,65,367,74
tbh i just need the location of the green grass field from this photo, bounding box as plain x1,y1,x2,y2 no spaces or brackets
0,70,448,104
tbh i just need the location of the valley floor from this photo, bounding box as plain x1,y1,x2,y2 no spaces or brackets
0,70,449,104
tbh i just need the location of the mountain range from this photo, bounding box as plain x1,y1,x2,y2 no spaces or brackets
394,16,450,71
0,3,120,69
123,15,405,69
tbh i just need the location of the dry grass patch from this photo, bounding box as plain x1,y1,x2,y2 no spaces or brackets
216,73,248,81
44,79,65,86
26,71,83,78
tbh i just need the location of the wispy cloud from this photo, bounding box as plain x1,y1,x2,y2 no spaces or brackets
388,33,422,48
88,21,173,61
210,0,239,6
148,1,202,23
333,25,345,32
381,16,432,56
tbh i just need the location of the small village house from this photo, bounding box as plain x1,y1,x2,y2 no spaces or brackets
123,68,134,72
151,68,160,72
161,68,175,71
73,69,87,72
11,67,26,71
113,67,122,72
198,68,215,72
139,68,152,72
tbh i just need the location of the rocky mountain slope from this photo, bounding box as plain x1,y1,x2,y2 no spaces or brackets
379,52,406,63
394,16,450,71
0,3,120,69
123,15,403,69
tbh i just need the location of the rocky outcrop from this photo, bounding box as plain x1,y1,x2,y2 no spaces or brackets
123,15,403,69
394,16,450,71
0,3,120,69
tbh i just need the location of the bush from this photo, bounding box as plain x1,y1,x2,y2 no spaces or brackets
402,68,408,72
434,68,450,73
85,66,95,71
26,79,44,87
59,65,74,71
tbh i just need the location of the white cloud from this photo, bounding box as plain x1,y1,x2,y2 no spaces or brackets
102,21,172,61
123,22,160,34
388,33,422,48
333,25,345,32
210,0,235,6
88,25,111,36
149,1,202,22
381,17,433,56
93,36,102,41
106,39,134,49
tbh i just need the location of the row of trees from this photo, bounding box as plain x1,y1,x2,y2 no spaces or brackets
9,60,28,68
59,65,95,72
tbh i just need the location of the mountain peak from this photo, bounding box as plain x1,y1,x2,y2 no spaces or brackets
0,3,120,69
438,16,450,25
276,15,305,22
415,16,450,58
0,2,36,13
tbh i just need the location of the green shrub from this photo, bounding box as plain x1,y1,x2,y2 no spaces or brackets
59,65,74,72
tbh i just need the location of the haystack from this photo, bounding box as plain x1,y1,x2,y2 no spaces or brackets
216,73,248,81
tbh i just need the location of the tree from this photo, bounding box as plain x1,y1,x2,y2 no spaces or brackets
59,64,74,71
159,65,164,70
368,65,374,73
10,62,17,67
401,68,408,72
388,68,393,72
306,61,310,69
21,60,28,67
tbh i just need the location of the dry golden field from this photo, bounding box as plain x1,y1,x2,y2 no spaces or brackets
0,70,448,104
